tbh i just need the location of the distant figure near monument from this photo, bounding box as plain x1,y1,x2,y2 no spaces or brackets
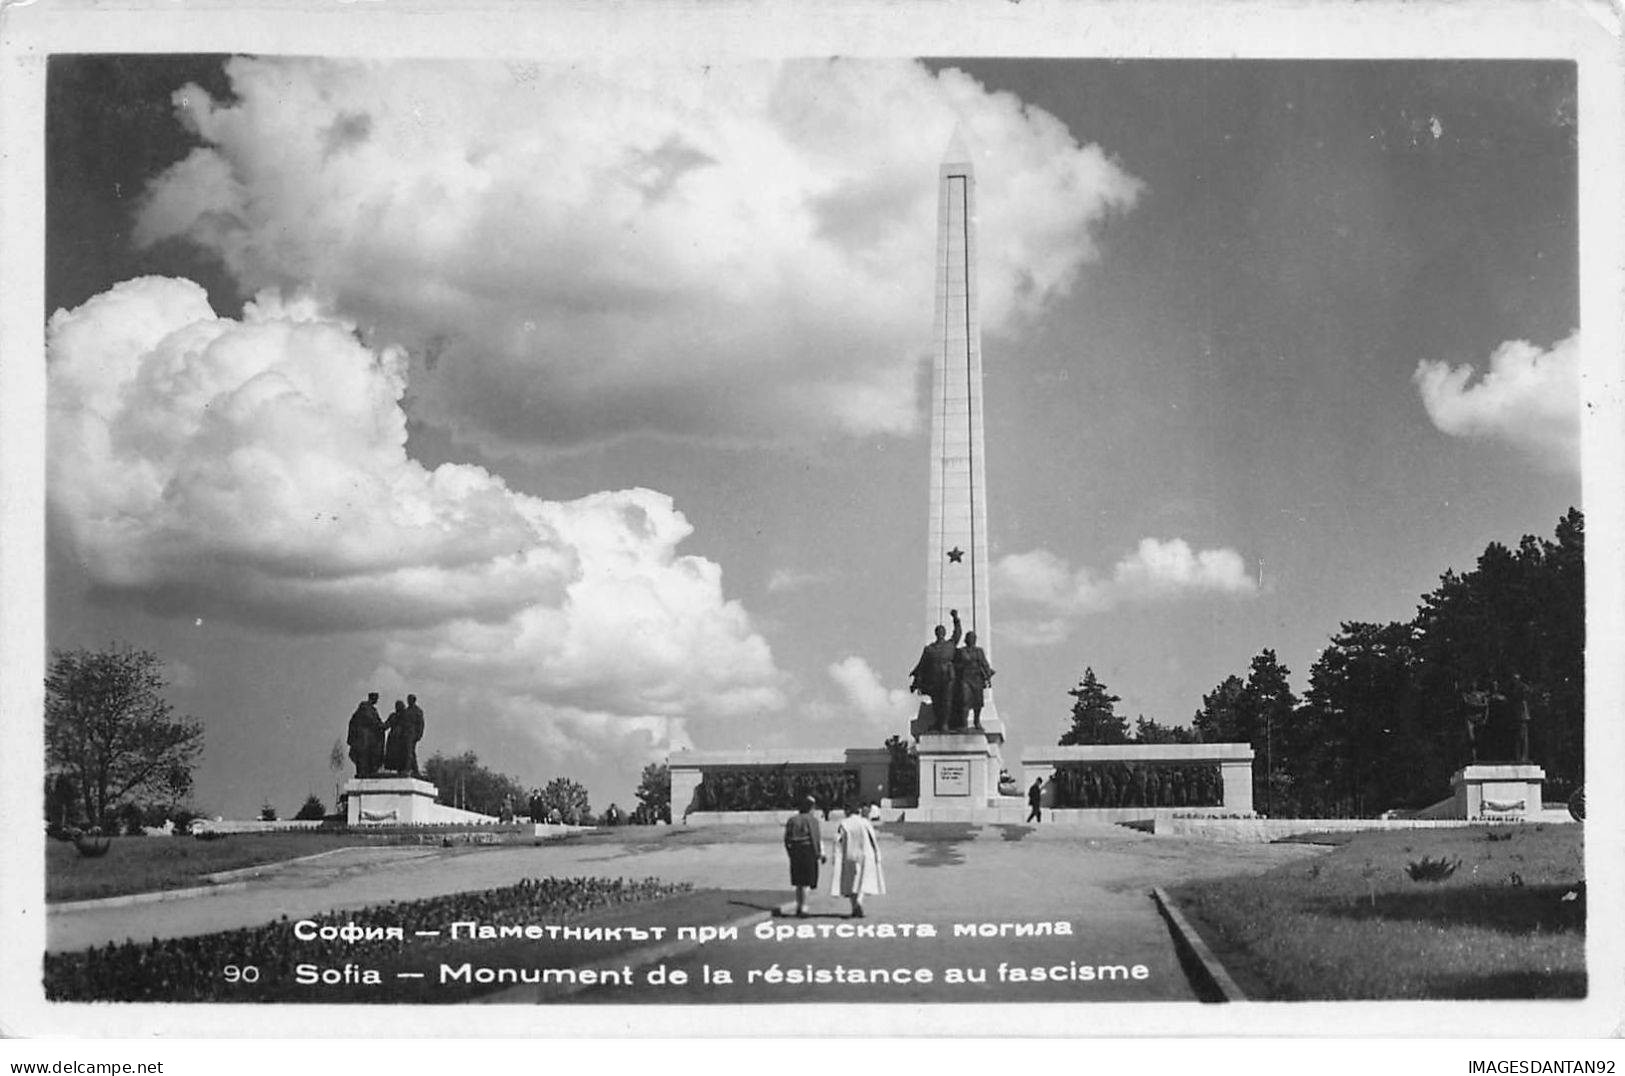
347,692,384,777
910,609,961,731
952,629,994,730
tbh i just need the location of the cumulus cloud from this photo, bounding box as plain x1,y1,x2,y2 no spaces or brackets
48,277,784,750
994,538,1257,643
1413,333,1580,470
766,567,834,594
135,57,1141,453
827,656,915,728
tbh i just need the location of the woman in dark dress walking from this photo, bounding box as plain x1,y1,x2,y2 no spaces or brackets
783,794,826,917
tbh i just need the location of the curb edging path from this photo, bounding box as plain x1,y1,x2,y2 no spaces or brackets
1151,886,1246,1003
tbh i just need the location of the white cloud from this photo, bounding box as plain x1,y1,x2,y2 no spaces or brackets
48,277,784,756
1414,332,1579,471
766,567,834,594
135,57,1141,453
827,656,916,729
993,538,1257,644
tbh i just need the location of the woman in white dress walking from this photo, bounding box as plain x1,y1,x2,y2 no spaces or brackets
829,800,886,918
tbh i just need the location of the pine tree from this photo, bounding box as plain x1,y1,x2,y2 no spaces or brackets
1060,668,1130,745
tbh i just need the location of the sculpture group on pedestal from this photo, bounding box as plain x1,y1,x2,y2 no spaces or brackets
1460,675,1537,764
909,609,995,733
346,691,427,778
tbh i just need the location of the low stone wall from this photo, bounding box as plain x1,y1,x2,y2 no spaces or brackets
189,819,325,836
1153,812,1576,843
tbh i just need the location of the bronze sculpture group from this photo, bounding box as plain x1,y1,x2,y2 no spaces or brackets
909,608,996,732
1459,675,1536,764
346,691,426,778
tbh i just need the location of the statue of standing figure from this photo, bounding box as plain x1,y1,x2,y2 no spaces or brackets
910,610,961,732
383,693,426,776
1510,675,1534,763
347,692,385,777
951,629,994,731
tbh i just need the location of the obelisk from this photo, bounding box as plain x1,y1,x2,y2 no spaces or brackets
914,127,1004,760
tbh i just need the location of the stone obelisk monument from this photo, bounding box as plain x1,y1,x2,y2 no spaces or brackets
912,128,1008,812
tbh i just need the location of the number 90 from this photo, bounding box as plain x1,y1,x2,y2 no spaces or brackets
223,965,260,983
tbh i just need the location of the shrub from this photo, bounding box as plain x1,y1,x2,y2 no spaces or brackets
1405,855,1462,883
293,795,326,821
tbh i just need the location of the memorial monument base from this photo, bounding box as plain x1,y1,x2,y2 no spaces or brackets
343,775,496,825
1449,762,1545,819
911,727,1005,819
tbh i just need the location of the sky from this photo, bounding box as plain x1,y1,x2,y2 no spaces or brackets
42,56,1580,819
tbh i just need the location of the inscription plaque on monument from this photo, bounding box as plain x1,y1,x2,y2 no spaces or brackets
934,760,971,796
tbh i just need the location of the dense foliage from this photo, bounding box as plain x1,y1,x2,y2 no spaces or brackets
1058,668,1130,745
45,647,204,830
634,762,671,823
692,766,858,812
529,777,591,825
1190,510,1585,818
1191,650,1299,814
293,795,327,821
422,751,528,817
1051,762,1223,809
45,876,689,1002
884,734,918,800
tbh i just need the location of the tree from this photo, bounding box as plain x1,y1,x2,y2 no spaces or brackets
1191,652,1299,815
1244,650,1300,816
328,738,347,811
883,734,918,801
259,802,279,821
293,794,327,821
1059,668,1129,745
1412,509,1584,795
1299,621,1422,817
531,777,591,825
422,751,527,816
1132,715,1197,745
45,647,204,829
1192,675,1247,743
635,762,671,823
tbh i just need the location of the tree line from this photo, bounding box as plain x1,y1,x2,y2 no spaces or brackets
1055,509,1584,818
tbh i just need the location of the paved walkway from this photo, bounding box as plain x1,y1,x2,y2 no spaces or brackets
47,822,1321,1003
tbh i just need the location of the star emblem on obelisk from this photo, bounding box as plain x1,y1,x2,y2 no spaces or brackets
946,547,964,563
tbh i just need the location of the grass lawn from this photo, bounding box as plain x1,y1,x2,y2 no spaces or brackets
46,832,396,903
1168,824,1586,1000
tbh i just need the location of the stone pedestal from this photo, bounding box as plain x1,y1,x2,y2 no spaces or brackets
1451,763,1545,819
344,775,441,825
914,729,1001,812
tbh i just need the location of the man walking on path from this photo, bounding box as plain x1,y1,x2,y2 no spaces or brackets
1027,778,1044,823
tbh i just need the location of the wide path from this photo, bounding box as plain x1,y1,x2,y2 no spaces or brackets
47,822,1319,1002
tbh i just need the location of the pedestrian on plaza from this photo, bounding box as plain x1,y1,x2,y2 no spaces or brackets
783,794,826,918
830,800,886,919
1027,777,1043,824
